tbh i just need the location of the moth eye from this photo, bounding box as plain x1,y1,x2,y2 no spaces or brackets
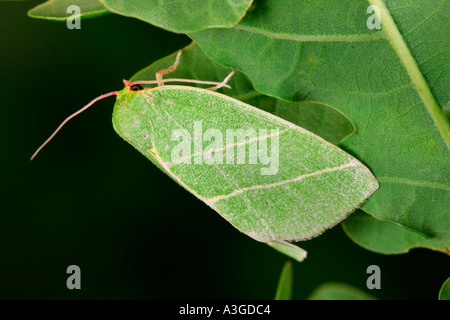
130,84,143,91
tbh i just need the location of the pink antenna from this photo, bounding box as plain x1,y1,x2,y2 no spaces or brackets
30,91,119,160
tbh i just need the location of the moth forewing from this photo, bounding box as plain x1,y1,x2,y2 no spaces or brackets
112,85,379,243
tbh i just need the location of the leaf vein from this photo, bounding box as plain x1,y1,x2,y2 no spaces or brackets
377,177,450,191
234,25,387,42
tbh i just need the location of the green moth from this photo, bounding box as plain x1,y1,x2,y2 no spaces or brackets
32,50,378,261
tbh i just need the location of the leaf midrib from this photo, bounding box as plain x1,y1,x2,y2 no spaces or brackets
377,177,450,191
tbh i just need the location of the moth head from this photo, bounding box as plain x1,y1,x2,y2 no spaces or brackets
123,79,143,91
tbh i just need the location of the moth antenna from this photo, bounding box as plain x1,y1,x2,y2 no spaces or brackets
128,78,231,89
123,79,131,88
30,91,119,161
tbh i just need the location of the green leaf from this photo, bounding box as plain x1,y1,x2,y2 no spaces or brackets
131,43,355,146
342,210,448,254
101,0,254,33
28,0,109,21
274,261,293,300
439,277,450,300
308,282,376,300
190,0,450,246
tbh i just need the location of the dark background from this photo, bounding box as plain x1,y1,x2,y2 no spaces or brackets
0,1,448,299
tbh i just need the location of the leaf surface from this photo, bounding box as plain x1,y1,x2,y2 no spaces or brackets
274,261,293,300
439,277,450,300
101,0,253,33
308,282,376,300
342,210,448,254
28,0,109,21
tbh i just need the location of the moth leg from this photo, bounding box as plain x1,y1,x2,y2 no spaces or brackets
208,69,236,90
156,49,182,87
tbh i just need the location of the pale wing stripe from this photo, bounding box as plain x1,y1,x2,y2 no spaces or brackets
147,145,275,241
148,146,219,208
143,115,217,209
234,25,387,42
168,128,289,166
208,159,360,203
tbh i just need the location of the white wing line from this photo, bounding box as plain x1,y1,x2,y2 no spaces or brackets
207,159,360,203
168,128,289,166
